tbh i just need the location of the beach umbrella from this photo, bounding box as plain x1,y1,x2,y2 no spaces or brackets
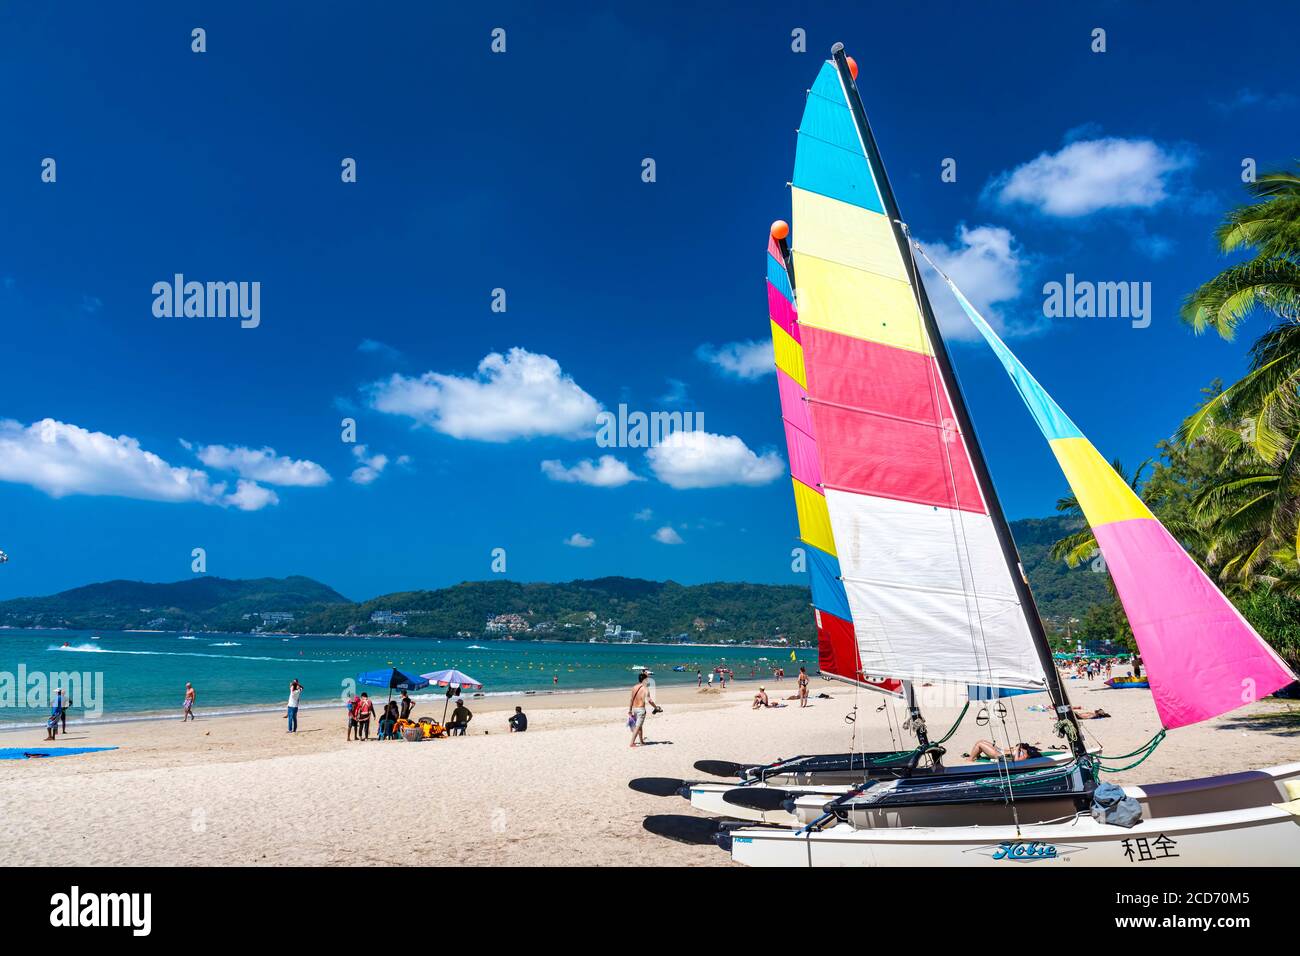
357,667,430,703
419,668,483,722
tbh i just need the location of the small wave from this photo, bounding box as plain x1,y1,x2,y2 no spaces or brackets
48,645,344,664
209,642,242,647
466,645,486,650
178,636,199,641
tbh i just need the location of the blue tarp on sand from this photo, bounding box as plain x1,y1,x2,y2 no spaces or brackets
0,746,118,760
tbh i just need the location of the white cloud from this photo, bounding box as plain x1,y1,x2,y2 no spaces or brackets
916,225,1031,341
349,445,410,485
540,455,642,487
226,479,279,511
652,525,684,545
194,444,331,487
645,430,784,489
0,418,276,510
990,137,1190,217
367,348,602,442
632,507,654,521
696,340,772,380
564,532,595,548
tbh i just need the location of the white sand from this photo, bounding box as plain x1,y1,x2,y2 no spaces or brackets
0,676,1295,866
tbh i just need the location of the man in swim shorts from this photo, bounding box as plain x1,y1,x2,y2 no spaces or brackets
183,682,196,721
628,672,651,748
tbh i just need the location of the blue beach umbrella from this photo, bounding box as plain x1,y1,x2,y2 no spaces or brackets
357,667,430,703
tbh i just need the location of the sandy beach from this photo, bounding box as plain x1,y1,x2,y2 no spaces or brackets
1,676,1296,866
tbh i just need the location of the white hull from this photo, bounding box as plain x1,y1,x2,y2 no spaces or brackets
729,762,1300,867
731,805,1300,867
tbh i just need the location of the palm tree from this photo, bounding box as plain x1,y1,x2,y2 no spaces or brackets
1180,169,1300,460
1186,420,1300,592
1182,169,1300,339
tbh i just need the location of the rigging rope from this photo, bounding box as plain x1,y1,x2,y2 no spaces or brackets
1097,730,1167,773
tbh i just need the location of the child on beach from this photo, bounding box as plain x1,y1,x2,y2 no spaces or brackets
355,693,372,740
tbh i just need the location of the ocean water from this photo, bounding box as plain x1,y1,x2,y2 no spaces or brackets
0,629,799,727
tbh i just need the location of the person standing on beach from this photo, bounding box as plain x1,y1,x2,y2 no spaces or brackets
286,679,303,733
355,693,372,740
628,672,651,748
53,686,69,733
696,670,702,687
399,690,414,721
183,683,196,722
798,667,809,708
346,693,358,740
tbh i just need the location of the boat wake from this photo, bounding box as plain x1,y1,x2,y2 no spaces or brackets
46,645,346,665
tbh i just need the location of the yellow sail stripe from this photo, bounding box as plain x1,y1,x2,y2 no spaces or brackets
1049,437,1154,526
771,319,807,388
791,252,929,354
792,477,836,555
791,187,907,282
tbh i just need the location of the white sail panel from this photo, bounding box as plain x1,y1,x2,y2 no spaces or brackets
825,490,1046,689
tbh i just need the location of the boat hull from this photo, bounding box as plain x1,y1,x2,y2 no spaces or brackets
730,806,1300,867
728,762,1300,866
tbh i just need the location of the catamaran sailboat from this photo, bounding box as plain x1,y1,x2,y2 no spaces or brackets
648,43,1300,865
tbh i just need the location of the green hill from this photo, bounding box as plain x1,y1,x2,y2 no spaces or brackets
0,516,1113,641
0,576,350,632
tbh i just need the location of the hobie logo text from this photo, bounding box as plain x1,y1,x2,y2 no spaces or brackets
49,886,151,936
991,841,1059,861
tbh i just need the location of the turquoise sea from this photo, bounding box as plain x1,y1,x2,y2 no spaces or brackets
0,629,800,727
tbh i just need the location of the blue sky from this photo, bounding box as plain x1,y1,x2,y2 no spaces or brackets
1,2,1295,600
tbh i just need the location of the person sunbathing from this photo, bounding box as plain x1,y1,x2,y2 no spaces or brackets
965,739,1042,762
1071,705,1111,719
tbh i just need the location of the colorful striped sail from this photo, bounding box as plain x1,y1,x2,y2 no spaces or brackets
784,60,1046,691
768,234,902,697
934,275,1297,728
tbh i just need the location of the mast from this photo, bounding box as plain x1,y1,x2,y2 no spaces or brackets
828,43,1084,756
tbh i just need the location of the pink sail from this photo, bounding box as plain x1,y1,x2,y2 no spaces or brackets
1095,518,1296,728
933,264,1299,728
